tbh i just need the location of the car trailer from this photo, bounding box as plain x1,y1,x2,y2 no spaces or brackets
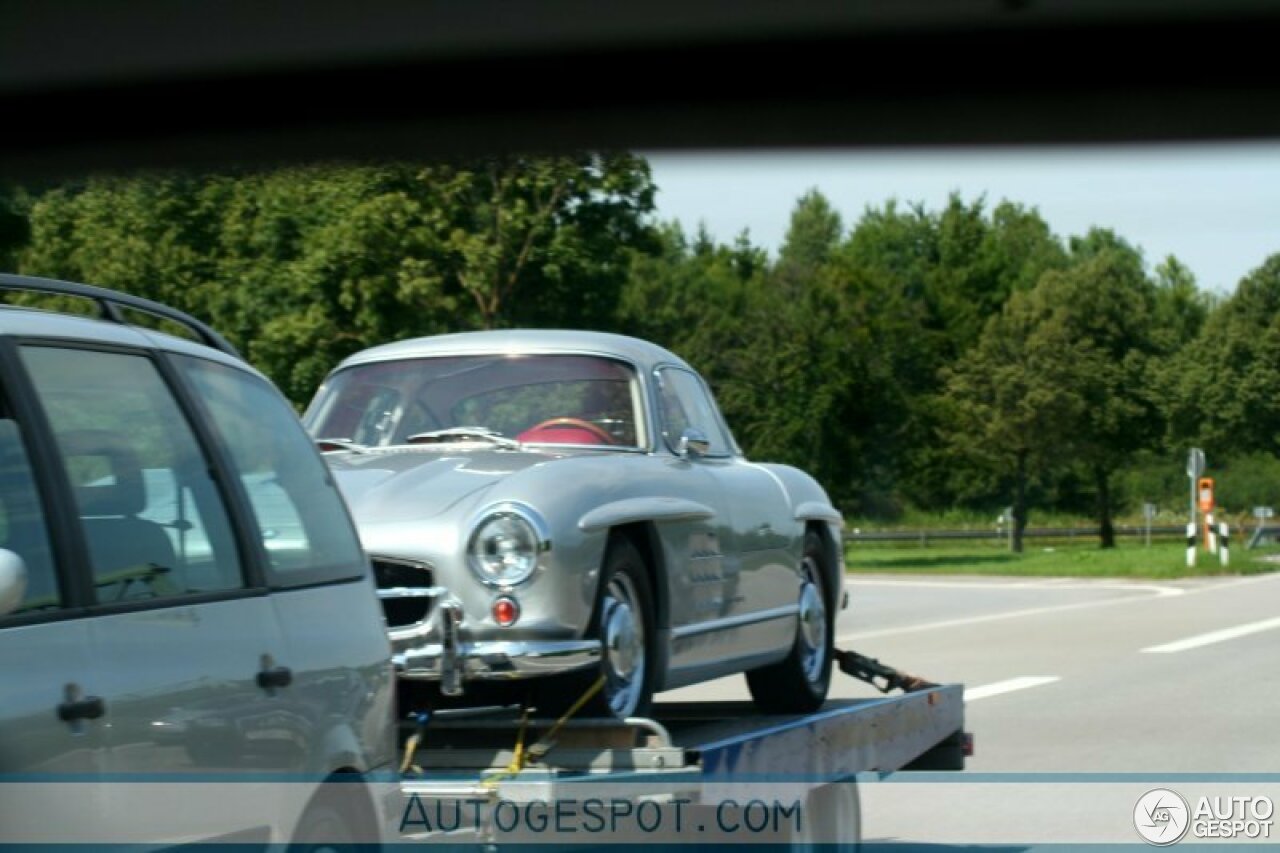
393,649,969,847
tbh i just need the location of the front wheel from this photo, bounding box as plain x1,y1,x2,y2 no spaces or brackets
746,529,834,713
542,536,656,719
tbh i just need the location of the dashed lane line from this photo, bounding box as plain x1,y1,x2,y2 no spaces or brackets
964,676,1061,702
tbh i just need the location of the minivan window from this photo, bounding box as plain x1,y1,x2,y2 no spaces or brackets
0,410,59,614
176,356,367,587
21,347,245,602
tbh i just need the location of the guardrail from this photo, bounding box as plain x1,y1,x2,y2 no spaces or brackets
847,525,1181,544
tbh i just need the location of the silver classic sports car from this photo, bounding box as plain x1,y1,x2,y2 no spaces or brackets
303,330,845,718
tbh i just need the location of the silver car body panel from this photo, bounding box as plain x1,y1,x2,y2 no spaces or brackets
793,500,845,525
578,496,716,532
0,299,397,843
308,329,845,699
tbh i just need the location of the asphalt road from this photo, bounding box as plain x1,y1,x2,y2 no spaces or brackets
661,569,1280,845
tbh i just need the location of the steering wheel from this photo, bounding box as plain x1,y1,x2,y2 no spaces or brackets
520,417,617,445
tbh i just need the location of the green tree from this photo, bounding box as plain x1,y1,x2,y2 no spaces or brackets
1152,255,1211,352
775,189,842,286
431,153,657,329
0,185,31,274
939,289,1089,551
19,157,658,404
837,196,1067,512
1055,233,1164,547
1163,254,1280,457
939,229,1164,548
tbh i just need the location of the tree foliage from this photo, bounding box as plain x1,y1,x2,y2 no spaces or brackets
1162,254,1280,457
18,157,656,402
7,159,1273,538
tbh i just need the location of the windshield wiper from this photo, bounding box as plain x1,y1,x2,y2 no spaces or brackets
314,437,370,453
404,427,520,449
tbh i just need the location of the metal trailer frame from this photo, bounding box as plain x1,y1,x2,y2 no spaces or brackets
395,653,966,846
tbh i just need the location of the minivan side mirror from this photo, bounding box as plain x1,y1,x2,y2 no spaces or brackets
0,549,28,616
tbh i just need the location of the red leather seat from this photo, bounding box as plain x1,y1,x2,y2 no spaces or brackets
516,424,609,445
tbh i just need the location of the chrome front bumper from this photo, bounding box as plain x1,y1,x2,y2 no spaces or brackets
385,596,601,696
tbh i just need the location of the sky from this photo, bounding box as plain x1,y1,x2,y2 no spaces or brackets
644,143,1280,294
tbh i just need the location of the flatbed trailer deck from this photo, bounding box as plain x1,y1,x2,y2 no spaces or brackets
394,654,966,846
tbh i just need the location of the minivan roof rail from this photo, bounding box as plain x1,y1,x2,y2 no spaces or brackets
0,273,241,359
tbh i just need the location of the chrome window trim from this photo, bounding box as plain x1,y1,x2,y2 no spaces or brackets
652,364,737,459
308,350,655,453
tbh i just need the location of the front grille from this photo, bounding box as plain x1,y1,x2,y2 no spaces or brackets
371,557,436,627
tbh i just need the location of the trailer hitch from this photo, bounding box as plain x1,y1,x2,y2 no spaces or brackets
835,649,936,694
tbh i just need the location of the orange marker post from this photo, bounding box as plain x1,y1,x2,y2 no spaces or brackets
1198,477,1216,552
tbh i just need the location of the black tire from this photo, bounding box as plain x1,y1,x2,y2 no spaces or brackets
288,780,371,852
542,536,657,719
746,529,834,714
789,781,861,851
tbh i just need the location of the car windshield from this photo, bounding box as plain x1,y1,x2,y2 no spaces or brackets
303,354,645,449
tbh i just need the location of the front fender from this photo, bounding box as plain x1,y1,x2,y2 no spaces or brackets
578,497,715,532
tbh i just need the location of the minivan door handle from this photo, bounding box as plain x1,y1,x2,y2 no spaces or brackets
256,655,293,690
57,684,105,722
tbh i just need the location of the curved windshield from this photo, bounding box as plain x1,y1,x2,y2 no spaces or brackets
304,354,645,449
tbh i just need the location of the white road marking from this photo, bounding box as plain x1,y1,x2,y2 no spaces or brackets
1141,616,1280,653
838,593,1173,642
847,577,1185,596
838,572,1280,643
964,676,1060,702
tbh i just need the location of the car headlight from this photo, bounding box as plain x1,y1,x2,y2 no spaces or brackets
466,505,550,587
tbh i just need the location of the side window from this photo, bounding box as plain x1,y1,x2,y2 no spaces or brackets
0,401,60,615
176,356,366,587
655,367,734,456
21,346,244,603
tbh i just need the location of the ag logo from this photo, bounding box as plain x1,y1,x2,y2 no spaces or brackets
1135,789,1190,845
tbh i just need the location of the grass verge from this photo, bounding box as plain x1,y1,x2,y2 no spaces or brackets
845,539,1280,579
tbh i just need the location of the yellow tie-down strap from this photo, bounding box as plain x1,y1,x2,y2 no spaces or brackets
481,675,606,789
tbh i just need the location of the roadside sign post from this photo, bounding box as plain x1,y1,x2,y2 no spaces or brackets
998,506,1014,552
1249,506,1274,550
1186,449,1204,565
1143,503,1157,548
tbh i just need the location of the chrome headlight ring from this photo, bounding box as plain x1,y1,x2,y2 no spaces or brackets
465,502,552,588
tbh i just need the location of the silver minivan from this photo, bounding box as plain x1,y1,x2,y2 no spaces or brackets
0,274,395,846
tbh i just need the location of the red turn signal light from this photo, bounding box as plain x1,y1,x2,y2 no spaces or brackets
492,596,520,627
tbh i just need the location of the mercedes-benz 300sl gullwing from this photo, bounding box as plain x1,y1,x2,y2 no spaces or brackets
303,330,846,718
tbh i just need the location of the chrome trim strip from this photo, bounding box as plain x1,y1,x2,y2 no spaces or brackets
578,496,716,532
388,590,602,684
377,586,447,600
793,500,843,525
395,637,602,682
670,603,800,640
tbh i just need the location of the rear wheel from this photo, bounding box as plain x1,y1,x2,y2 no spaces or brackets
746,529,833,713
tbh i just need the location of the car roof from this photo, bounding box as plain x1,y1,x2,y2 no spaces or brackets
0,303,262,376
334,329,694,374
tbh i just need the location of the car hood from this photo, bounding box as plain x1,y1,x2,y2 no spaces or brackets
324,447,559,524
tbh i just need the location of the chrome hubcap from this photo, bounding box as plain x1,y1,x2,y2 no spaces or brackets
602,574,646,717
798,557,827,683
